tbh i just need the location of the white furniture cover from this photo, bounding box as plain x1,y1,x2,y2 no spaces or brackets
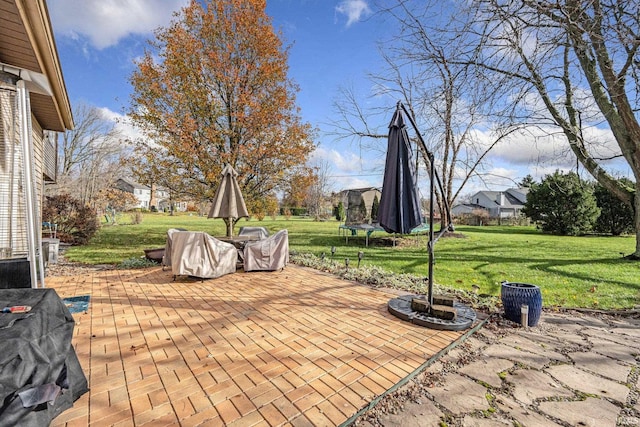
238,226,270,240
243,229,289,272
165,230,237,279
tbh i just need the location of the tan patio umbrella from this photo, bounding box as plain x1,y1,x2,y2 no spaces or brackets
207,164,249,237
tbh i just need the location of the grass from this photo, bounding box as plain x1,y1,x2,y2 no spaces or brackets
63,212,640,310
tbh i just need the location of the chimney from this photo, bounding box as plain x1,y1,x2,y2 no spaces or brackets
149,183,158,210
496,192,505,205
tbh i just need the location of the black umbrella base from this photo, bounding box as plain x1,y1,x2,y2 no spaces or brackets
388,294,476,331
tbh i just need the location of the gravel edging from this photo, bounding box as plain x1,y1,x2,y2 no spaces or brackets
46,253,115,277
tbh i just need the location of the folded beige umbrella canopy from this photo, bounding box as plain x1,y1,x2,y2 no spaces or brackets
208,164,249,237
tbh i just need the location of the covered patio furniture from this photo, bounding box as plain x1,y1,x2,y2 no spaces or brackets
238,226,269,240
165,230,237,279
0,288,88,425
161,228,186,269
243,229,289,272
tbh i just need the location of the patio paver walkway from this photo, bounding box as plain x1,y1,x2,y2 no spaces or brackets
47,265,470,426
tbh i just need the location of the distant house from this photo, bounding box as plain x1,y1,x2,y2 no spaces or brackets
452,188,529,219
115,178,179,211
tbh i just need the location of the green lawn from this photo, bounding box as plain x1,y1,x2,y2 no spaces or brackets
64,212,640,310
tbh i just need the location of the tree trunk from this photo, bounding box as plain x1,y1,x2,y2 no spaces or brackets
633,182,640,259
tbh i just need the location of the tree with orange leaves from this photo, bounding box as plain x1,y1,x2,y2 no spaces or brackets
282,167,317,210
128,0,314,208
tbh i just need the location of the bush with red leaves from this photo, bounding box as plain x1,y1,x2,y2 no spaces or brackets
42,194,98,245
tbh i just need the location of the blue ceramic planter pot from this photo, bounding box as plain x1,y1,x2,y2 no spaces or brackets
501,281,542,326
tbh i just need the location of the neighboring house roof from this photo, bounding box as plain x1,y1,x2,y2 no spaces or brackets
472,188,528,208
452,203,486,211
0,0,73,131
478,190,525,209
337,187,380,196
453,188,529,215
115,178,170,194
506,187,529,204
116,178,149,192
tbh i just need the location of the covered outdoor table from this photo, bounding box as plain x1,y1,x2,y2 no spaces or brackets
216,234,260,267
0,288,88,426
238,226,269,240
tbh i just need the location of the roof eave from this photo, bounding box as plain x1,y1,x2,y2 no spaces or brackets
15,0,73,131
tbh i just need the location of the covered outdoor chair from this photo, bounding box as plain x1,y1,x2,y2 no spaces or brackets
243,229,289,272
165,230,237,279
162,228,186,269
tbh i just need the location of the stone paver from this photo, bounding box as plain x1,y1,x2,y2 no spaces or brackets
524,327,588,347
588,336,640,365
355,310,640,427
612,323,640,339
546,364,630,403
482,343,552,369
538,397,620,427
427,373,490,415
494,396,563,427
458,357,513,388
498,334,569,363
507,369,573,404
569,351,632,382
548,329,591,347
377,400,443,427
461,414,512,426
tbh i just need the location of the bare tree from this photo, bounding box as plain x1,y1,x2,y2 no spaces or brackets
452,0,640,258
333,1,516,227
305,160,335,220
50,103,125,207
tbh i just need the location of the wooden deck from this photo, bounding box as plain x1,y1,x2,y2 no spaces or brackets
48,264,467,426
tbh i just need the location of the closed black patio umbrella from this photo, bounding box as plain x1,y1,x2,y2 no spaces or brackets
382,102,459,326
378,103,423,235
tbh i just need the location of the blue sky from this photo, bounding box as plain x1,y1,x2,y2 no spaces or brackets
50,0,401,190
47,0,629,198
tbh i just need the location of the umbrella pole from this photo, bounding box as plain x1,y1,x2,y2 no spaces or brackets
428,152,435,309
398,102,452,311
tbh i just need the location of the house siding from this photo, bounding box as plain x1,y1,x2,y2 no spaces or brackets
474,192,501,217
43,130,57,182
0,84,47,258
32,114,44,229
115,178,181,210
0,86,25,257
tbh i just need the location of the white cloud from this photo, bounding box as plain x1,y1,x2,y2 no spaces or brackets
485,125,622,173
312,146,369,174
97,107,144,143
335,0,372,27
49,0,188,49
495,128,571,166
338,176,376,190
310,146,384,190
466,125,571,168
